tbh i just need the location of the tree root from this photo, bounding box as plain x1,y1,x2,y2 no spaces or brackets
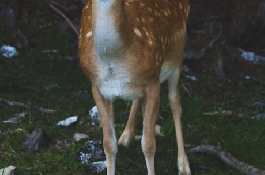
187,144,265,175
0,97,56,114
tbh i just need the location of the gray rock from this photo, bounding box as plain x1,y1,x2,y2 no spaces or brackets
90,161,107,174
2,112,27,124
45,84,59,91
252,113,265,120
252,102,265,111
55,139,75,150
22,129,51,151
73,140,106,164
0,45,19,58
72,91,89,98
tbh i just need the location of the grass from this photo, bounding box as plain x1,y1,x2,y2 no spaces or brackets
1,2,265,175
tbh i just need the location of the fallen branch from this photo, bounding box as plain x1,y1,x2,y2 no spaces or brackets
184,24,223,60
0,97,56,114
49,1,78,36
187,144,265,175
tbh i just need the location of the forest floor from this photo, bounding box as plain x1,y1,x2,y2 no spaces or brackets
0,0,265,174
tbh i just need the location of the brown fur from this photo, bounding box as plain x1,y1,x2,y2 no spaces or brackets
79,0,190,174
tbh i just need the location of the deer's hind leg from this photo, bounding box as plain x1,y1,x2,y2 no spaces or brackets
168,69,191,175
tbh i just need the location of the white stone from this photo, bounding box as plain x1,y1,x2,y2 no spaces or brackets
57,116,78,126
73,133,89,142
0,166,17,175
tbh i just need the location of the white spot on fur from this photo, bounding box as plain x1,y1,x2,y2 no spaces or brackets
148,40,153,45
186,10,189,19
179,2,183,9
140,2,145,7
86,31,92,37
134,28,142,36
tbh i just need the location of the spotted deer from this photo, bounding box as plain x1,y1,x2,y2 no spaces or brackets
79,0,190,174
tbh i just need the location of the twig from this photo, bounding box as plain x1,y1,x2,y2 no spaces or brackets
182,83,191,96
49,1,78,36
187,144,265,175
0,97,56,114
0,82,38,91
192,15,225,25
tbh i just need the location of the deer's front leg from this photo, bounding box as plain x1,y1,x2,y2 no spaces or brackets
141,81,160,175
92,86,117,175
118,98,140,147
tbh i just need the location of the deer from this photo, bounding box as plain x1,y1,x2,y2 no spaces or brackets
79,0,190,174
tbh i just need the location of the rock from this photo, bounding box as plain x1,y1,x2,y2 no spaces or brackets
89,106,101,126
72,91,89,98
252,102,265,111
155,125,165,137
73,133,89,142
0,45,19,58
73,140,106,164
45,84,59,91
90,161,107,174
2,112,27,124
55,139,75,150
134,135,142,140
22,129,51,151
57,116,78,126
252,113,265,120
65,55,78,62
0,166,18,175
185,74,197,81
239,48,265,64
2,116,21,124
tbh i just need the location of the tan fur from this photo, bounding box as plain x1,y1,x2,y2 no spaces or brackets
79,0,190,174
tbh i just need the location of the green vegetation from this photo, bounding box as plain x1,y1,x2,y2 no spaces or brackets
1,3,265,175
